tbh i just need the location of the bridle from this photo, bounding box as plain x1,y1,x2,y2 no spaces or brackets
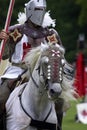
40,47,64,84
28,65,49,90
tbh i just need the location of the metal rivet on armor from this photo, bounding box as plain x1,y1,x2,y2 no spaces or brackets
48,73,51,76
52,54,55,57
60,67,62,71
57,54,60,57
48,76,51,79
61,59,65,65
60,77,62,81
47,65,51,68
48,69,51,72
59,71,62,74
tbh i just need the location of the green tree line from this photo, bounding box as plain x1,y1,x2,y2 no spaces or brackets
0,0,87,62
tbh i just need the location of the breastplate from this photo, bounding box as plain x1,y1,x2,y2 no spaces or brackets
21,23,52,47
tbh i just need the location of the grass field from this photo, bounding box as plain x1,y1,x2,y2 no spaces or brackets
62,100,87,130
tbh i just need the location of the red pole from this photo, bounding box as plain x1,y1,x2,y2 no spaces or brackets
0,0,15,61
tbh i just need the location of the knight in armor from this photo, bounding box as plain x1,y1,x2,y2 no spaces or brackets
0,0,74,130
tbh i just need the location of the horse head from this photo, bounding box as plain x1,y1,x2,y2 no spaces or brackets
38,43,65,100
24,41,75,103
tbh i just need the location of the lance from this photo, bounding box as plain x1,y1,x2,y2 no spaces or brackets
0,0,15,61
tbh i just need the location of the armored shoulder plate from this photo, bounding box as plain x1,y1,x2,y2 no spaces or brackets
46,28,62,45
8,24,23,43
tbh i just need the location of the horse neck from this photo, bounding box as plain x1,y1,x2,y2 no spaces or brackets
21,58,52,120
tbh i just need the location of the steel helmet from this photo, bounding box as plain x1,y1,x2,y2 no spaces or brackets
25,0,46,26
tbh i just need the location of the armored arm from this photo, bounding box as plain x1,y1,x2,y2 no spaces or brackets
48,28,63,46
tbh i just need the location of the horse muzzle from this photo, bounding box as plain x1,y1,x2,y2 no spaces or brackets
48,83,62,100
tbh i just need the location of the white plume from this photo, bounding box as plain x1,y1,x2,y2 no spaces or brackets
17,9,27,24
42,11,56,28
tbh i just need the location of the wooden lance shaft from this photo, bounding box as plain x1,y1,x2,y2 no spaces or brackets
0,0,15,61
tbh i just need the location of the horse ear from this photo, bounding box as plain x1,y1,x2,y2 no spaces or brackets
41,42,48,52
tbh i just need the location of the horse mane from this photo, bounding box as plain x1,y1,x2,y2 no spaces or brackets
24,45,42,72
61,76,76,101
24,43,76,101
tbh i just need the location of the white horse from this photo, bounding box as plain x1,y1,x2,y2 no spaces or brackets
6,43,75,130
